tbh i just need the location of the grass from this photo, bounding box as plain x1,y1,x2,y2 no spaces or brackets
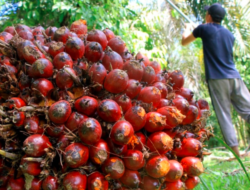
195,149,250,190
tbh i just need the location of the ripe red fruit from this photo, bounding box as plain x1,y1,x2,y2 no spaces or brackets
65,37,85,60
127,132,146,151
53,52,73,69
64,142,89,168
140,175,162,190
155,72,167,83
107,37,126,55
172,97,190,115
28,58,53,78
88,62,107,92
57,134,70,151
182,105,199,125
146,155,170,179
23,134,52,157
103,28,115,41
114,94,132,113
197,99,209,110
157,99,170,108
48,41,64,58
135,52,150,66
102,47,123,71
84,42,103,62
120,169,141,188
17,40,33,60
18,30,34,41
32,25,45,35
125,79,142,99
65,112,87,131
24,116,43,134
181,157,204,177
87,172,109,190
46,124,64,138
87,29,108,50
97,99,122,122
111,120,134,145
169,70,184,91
138,86,161,107
4,26,15,35
124,105,146,132
53,26,70,44
15,24,32,33
142,66,156,85
0,31,13,42
153,82,168,99
165,160,183,182
12,111,25,127
161,180,185,190
45,26,57,39
123,149,145,170
48,100,72,124
42,176,59,190
89,139,110,165
102,157,125,179
55,67,76,89
74,96,98,116
31,78,54,97
7,97,26,109
104,69,129,94
176,87,194,101
174,138,202,157
22,44,45,64
63,171,87,190
7,177,25,190
144,112,166,133
149,61,161,74
30,178,42,190
70,19,88,35
123,60,144,81
185,176,200,189
20,156,42,176
107,138,128,156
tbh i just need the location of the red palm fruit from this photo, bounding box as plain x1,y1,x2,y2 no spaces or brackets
57,134,70,151
19,156,42,176
153,82,168,99
31,78,54,97
157,106,185,129
165,160,183,182
124,105,146,132
172,97,190,115
7,97,26,109
127,132,146,151
102,47,123,71
64,142,89,168
182,105,199,125
107,138,128,156
149,61,161,74
48,41,64,58
28,58,53,78
87,171,109,190
12,111,25,127
197,99,209,110
78,118,102,145
53,26,70,44
18,30,34,41
88,62,107,92
23,134,52,157
53,52,73,69
0,31,13,42
32,25,45,35
138,86,161,107
181,157,204,177
70,19,88,35
48,100,72,124
185,176,200,189
104,69,129,93
34,34,46,45
65,112,87,132
107,37,126,55
146,131,173,154
123,60,144,81
157,99,171,108
87,29,108,50
174,138,202,157
63,171,87,190
140,175,162,190
161,180,185,190
97,99,122,122
125,79,142,99
135,52,150,66
169,70,184,91
7,177,25,190
120,169,141,189
101,157,125,179
42,176,59,190
176,87,194,101
73,59,88,76
17,40,33,60
29,178,42,190
24,116,43,134
45,26,57,39
144,112,166,133
22,44,45,64
84,42,103,62
142,66,156,85
0,54,12,65
89,139,110,165
146,155,170,179
74,96,98,116
55,67,76,89
121,50,133,63
114,94,132,113
65,36,85,60
103,28,115,41
46,124,64,138
164,129,178,138
111,120,134,145
4,26,15,35
15,24,32,33
123,150,145,170
155,72,167,83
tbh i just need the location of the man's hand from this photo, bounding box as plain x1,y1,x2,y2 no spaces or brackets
181,23,196,46
184,23,196,31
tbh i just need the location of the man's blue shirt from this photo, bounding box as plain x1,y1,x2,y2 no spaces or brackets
192,23,241,81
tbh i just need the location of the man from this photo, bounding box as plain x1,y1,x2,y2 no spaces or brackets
182,3,250,157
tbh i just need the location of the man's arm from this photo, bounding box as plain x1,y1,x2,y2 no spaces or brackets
181,24,196,46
